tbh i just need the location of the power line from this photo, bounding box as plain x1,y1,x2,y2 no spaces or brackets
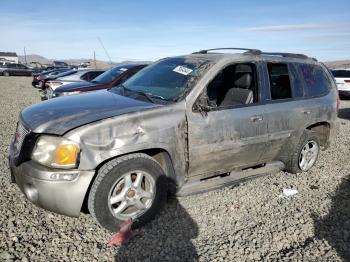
97,37,113,66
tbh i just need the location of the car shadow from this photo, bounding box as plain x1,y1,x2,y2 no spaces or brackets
313,175,350,260
114,197,199,261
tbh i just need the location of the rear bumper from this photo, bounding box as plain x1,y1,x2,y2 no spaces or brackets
9,144,95,217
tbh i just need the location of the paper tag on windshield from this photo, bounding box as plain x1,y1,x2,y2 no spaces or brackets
119,68,128,72
173,65,193,75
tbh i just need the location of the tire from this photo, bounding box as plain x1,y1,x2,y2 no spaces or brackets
3,71,10,76
285,130,320,174
88,153,168,232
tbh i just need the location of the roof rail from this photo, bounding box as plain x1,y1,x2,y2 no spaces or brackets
193,48,262,55
193,48,315,60
260,52,309,60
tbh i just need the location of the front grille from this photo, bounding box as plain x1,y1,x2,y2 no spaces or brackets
14,122,30,155
13,122,39,166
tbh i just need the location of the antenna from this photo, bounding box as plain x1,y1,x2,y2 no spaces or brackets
93,50,97,68
97,37,113,66
23,47,27,65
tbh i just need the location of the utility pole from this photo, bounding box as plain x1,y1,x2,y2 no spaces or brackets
94,51,97,68
23,47,27,65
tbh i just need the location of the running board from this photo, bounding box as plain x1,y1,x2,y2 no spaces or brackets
176,161,285,197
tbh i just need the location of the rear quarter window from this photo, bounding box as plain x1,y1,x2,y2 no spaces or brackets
297,64,330,97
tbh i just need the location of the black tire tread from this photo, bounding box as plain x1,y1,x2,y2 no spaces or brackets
87,153,167,231
285,130,320,174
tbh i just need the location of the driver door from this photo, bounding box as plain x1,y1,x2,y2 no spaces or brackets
186,62,269,178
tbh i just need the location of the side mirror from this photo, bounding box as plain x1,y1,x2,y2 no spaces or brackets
193,101,213,117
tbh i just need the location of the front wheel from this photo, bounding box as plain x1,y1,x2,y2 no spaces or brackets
88,153,168,232
3,71,10,76
285,130,320,173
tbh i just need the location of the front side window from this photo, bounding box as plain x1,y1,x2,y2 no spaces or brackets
267,63,292,100
298,64,330,97
203,63,259,108
122,57,214,101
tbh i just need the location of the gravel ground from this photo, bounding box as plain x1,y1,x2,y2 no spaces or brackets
0,76,349,261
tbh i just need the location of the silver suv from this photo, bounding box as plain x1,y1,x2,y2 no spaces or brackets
9,48,338,232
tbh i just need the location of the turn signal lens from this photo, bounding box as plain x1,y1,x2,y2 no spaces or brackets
54,144,79,166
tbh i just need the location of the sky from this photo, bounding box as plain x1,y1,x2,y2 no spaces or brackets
0,0,349,62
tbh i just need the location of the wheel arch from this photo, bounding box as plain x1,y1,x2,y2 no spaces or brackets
81,148,177,213
305,121,331,149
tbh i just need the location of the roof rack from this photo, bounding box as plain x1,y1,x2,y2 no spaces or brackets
193,48,262,55
261,52,309,60
193,48,313,60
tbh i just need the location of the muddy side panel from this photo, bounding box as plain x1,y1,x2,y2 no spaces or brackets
65,102,188,187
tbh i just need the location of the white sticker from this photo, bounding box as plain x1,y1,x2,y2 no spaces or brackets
119,68,128,72
173,65,193,75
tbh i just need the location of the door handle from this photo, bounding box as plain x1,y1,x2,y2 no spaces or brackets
250,115,263,122
302,110,311,115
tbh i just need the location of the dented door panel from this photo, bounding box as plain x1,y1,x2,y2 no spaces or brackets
187,105,268,178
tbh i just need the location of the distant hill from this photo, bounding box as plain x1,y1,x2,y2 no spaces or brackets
18,54,51,64
18,54,152,69
323,60,350,69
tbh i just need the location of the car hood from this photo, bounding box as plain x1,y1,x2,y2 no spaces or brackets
54,81,98,92
21,90,161,135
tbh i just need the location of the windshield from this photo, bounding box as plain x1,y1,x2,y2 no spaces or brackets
92,66,127,84
122,57,214,101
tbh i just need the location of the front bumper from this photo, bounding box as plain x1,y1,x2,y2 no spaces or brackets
9,145,95,217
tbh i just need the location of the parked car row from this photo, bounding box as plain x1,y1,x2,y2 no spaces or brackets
9,48,338,232
44,69,105,99
32,68,72,88
51,64,146,98
31,64,147,100
0,63,33,76
0,60,80,77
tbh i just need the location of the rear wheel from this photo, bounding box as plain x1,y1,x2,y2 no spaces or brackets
88,153,168,232
285,130,320,173
3,71,10,76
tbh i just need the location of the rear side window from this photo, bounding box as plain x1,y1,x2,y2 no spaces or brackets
267,63,292,100
85,71,103,81
297,64,330,97
332,70,350,78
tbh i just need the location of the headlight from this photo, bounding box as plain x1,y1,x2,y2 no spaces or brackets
57,91,82,97
32,136,80,169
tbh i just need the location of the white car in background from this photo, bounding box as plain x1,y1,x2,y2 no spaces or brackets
45,69,105,99
332,69,350,98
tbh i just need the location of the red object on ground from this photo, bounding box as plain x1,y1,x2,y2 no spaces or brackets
107,218,134,246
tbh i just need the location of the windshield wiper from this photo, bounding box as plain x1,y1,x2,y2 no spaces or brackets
129,89,156,103
118,85,170,103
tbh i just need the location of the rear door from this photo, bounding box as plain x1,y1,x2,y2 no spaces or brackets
260,62,306,161
8,64,17,75
262,62,332,162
